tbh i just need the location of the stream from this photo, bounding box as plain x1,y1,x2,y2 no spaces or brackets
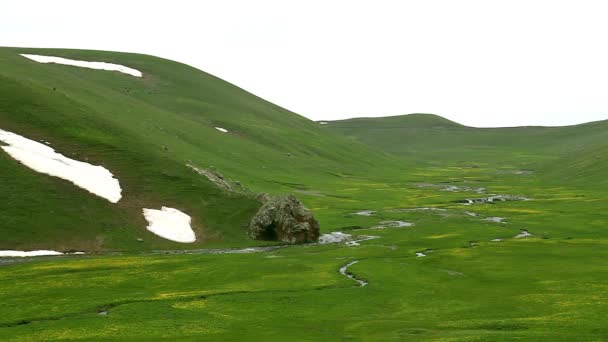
339,260,367,287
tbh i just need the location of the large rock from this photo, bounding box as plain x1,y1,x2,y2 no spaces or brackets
248,195,320,244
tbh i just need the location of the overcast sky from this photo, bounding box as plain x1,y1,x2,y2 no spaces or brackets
2,0,608,127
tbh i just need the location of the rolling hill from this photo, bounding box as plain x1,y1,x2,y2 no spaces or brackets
2,48,608,341
323,113,608,186
0,47,397,251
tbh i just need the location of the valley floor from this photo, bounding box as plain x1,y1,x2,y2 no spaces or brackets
1,163,607,341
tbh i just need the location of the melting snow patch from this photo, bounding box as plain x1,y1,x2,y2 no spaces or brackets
353,210,376,216
416,252,426,257
514,230,532,239
0,250,63,258
319,122,329,125
372,221,413,229
491,238,502,242
214,127,228,133
319,232,378,246
484,217,507,224
21,54,142,77
319,232,352,244
346,235,380,246
455,195,530,205
0,128,122,203
143,207,196,243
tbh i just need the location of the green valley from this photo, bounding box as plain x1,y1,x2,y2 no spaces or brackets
0,47,607,341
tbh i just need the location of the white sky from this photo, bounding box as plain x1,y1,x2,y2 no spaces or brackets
2,0,608,127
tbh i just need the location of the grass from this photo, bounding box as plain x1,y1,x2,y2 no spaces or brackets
325,113,608,175
1,161,606,340
0,46,398,251
0,48,607,340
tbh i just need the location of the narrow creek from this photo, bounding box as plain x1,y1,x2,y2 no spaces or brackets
339,260,368,287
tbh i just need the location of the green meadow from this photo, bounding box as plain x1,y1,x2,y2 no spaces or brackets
0,47,606,341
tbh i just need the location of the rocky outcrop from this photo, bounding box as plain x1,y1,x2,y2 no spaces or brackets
187,164,233,191
248,195,320,244
187,163,247,193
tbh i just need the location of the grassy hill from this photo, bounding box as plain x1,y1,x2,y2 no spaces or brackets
540,138,608,187
324,113,608,186
0,47,397,251
327,113,463,128
1,49,608,341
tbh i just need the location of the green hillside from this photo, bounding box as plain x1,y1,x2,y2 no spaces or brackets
324,113,608,186
0,47,397,251
1,49,608,341
328,113,463,128
540,139,608,187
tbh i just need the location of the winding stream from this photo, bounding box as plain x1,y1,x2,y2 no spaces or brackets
339,260,368,287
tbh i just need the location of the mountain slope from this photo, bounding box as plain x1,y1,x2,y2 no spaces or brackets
326,113,463,129
0,47,396,251
324,113,608,184
540,138,608,187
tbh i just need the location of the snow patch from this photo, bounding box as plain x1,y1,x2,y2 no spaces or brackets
21,54,142,77
143,207,196,243
214,127,228,133
416,252,426,257
373,220,413,229
484,217,507,224
455,195,530,205
514,230,532,239
0,250,86,258
346,235,379,246
0,128,122,203
319,232,352,244
318,232,378,246
353,210,376,216
319,122,329,125
0,250,63,257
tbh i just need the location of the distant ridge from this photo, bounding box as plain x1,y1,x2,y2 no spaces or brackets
323,113,608,129
323,113,463,128
323,112,608,187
